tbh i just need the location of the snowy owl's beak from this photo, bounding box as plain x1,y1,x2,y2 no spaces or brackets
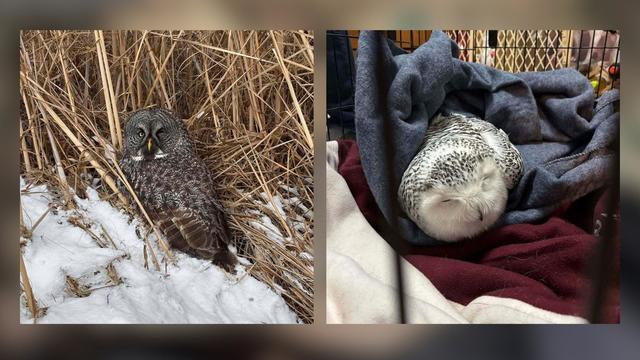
474,205,484,222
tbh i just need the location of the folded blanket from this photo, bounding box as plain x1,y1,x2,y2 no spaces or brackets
406,216,619,323
334,139,619,323
327,141,587,324
355,30,620,245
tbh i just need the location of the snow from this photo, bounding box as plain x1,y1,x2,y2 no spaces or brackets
247,188,312,247
19,178,299,324
236,186,314,301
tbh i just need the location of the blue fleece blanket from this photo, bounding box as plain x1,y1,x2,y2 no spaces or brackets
354,30,619,245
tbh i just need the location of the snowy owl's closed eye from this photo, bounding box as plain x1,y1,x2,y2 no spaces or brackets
398,113,524,242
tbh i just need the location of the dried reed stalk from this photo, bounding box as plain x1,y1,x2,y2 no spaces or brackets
19,253,38,322
19,30,314,323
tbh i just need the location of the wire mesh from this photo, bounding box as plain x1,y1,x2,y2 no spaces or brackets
327,30,620,141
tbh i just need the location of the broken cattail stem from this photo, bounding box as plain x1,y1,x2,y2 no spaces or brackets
98,30,122,150
19,253,38,322
143,30,183,108
143,37,172,108
94,31,118,149
41,112,74,206
143,232,161,272
21,71,128,206
270,32,313,150
56,31,79,140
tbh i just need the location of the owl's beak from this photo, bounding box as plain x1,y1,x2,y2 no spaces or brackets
147,138,152,152
473,205,484,222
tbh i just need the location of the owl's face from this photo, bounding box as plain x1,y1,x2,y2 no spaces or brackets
416,156,508,242
123,108,189,162
436,157,506,221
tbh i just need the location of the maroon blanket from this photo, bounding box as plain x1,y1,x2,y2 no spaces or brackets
336,139,619,323
338,140,383,228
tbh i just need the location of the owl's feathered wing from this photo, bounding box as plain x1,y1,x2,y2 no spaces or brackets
150,202,236,272
119,154,237,273
152,206,226,252
469,117,524,189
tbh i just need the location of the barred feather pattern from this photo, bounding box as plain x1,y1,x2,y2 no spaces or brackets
119,108,237,272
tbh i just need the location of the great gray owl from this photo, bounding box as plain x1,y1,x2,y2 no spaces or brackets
398,112,524,242
119,108,237,272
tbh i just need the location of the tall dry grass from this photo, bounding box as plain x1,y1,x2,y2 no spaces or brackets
19,30,314,323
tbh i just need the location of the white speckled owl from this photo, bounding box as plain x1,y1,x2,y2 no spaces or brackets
398,113,524,242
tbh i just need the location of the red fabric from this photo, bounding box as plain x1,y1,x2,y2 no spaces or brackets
406,217,618,323
335,139,620,323
337,140,383,229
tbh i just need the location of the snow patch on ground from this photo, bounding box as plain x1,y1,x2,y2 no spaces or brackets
247,186,313,247
19,179,299,324
236,185,314,301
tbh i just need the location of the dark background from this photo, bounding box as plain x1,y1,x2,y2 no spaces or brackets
2,0,638,359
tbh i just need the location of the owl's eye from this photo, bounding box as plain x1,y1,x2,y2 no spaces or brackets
156,128,165,137
136,129,145,138
442,199,451,203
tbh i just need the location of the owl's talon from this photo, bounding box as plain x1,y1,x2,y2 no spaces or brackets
211,248,238,275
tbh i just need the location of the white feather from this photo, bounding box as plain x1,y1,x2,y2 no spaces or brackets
413,158,507,242
398,113,523,242
130,149,168,162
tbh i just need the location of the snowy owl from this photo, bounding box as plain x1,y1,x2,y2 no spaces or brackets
398,113,524,242
119,108,237,272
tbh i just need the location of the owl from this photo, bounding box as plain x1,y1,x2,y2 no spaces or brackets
119,108,237,272
398,112,524,242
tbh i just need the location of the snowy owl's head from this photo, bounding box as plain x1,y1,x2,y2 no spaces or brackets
415,156,508,242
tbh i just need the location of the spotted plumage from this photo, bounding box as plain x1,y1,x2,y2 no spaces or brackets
119,108,237,272
398,112,524,242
